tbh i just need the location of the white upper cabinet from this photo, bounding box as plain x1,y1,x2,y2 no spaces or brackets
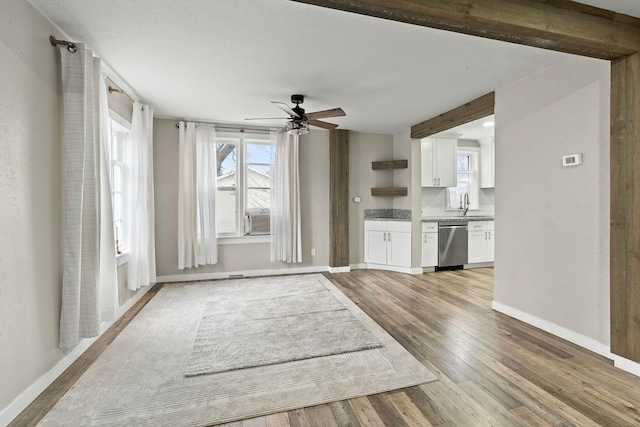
479,136,495,188
421,137,457,188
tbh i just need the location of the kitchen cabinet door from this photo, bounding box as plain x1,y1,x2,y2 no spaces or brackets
435,138,457,188
364,230,387,265
388,231,412,267
420,138,436,187
421,138,457,187
480,137,495,188
486,230,495,262
468,230,488,264
422,232,438,267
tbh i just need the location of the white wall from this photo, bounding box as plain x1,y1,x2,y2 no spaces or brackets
494,56,610,347
0,0,66,410
0,2,151,418
348,132,394,265
392,129,423,268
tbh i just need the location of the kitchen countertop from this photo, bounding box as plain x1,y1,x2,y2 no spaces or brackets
364,208,412,222
422,216,494,222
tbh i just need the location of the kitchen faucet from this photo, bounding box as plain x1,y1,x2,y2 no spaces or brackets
463,193,470,216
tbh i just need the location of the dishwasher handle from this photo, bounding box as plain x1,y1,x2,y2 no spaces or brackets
439,224,468,230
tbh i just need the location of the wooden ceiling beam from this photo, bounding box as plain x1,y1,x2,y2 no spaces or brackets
292,0,640,60
410,92,494,139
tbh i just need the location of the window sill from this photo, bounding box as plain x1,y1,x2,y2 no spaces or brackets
445,208,480,212
218,235,271,245
116,252,129,266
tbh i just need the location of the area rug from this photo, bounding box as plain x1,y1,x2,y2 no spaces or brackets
185,285,382,376
38,274,437,426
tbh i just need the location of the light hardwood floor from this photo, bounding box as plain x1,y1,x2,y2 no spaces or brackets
12,268,640,426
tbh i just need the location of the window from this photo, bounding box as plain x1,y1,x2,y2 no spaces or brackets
110,116,131,253
215,131,275,237
447,151,479,210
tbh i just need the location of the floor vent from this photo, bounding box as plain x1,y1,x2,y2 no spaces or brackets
228,274,245,279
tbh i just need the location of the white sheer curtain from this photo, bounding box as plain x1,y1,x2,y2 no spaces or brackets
270,130,302,263
59,45,116,348
178,122,218,269
128,102,156,290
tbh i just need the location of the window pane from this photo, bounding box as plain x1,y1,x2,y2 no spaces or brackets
247,143,275,165
247,188,270,210
457,155,470,171
113,164,122,191
113,192,122,222
246,143,274,213
216,142,237,233
110,118,131,251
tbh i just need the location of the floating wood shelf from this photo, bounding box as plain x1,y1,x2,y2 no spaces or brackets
372,160,408,170
371,187,408,197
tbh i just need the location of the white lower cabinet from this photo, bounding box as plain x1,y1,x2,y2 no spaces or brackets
364,220,411,268
421,222,438,267
468,221,495,263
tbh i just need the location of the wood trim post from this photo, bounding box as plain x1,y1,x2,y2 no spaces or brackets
330,129,349,267
610,52,640,361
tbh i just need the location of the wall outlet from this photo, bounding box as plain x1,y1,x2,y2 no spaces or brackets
311,248,316,256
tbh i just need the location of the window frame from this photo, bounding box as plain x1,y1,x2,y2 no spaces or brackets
109,111,131,256
215,130,275,243
446,148,480,211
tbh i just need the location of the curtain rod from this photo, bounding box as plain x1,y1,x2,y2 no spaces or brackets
49,35,77,53
108,85,143,110
175,122,276,134
50,36,143,110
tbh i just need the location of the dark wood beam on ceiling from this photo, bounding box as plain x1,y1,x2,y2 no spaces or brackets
291,0,640,60
411,92,494,139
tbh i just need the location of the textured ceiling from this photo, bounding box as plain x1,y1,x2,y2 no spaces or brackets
29,0,637,135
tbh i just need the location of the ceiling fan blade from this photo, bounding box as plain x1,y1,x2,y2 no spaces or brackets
309,119,338,130
306,108,346,120
244,117,287,120
271,101,300,118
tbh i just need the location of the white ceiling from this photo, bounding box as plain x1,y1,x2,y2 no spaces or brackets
29,0,640,135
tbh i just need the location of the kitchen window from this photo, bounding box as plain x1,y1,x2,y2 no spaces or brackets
216,131,275,239
446,150,479,211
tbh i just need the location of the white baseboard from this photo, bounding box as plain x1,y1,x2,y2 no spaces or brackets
0,284,153,427
350,263,367,270
156,265,332,283
464,262,494,269
364,263,423,275
327,266,351,273
491,301,614,360
614,356,640,377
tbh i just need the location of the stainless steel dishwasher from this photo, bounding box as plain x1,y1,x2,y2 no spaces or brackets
438,221,468,268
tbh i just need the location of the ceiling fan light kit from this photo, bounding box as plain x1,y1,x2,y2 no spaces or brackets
286,120,310,135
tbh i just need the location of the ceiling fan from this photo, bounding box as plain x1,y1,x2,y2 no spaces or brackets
246,94,346,135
